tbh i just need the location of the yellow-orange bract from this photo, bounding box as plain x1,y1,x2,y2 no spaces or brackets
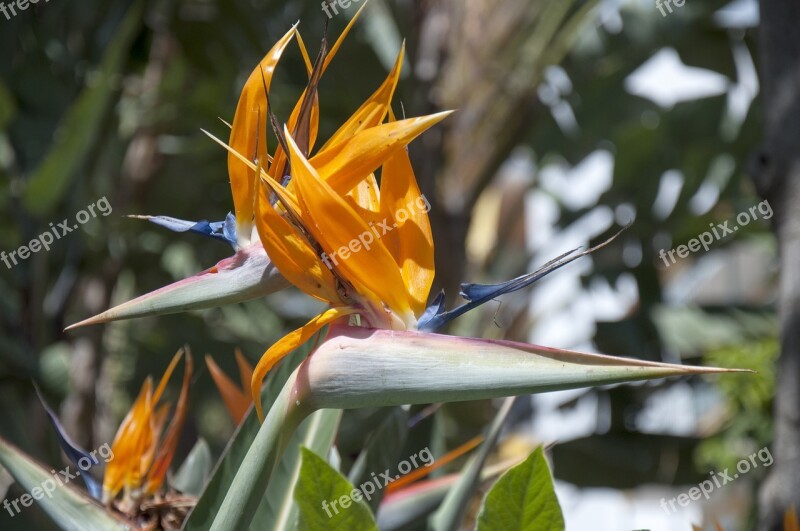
206,349,254,424
102,349,192,504
213,10,450,420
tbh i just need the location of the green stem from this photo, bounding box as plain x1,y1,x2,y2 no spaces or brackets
210,372,313,531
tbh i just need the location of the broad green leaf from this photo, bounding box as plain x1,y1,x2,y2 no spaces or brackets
294,447,377,531
0,436,133,531
429,397,514,531
22,0,144,215
250,409,342,530
172,439,213,497
347,406,409,511
476,447,564,531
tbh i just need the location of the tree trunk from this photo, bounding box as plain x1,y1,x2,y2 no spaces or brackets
754,0,800,528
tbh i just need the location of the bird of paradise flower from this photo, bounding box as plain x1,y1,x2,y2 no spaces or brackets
54,8,748,530
32,349,192,528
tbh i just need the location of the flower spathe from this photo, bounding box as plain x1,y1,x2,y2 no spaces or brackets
190,16,449,420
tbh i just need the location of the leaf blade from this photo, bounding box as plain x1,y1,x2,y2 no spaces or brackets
294,447,378,531
0,436,133,531
476,447,564,531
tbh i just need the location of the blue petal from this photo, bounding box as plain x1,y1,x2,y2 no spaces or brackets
132,214,238,248
416,291,446,331
35,387,103,499
419,228,626,332
223,212,238,245
458,247,580,303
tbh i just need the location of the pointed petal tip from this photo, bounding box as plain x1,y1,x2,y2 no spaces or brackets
299,328,757,410
65,244,288,331
64,313,111,332
698,366,755,374
426,110,455,122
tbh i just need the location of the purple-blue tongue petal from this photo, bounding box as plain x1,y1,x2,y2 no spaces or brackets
131,212,238,248
35,387,102,499
418,227,626,332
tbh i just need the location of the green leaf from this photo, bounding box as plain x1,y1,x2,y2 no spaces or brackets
183,338,319,530
0,436,133,531
294,447,378,531
22,0,145,215
172,439,213,497
476,447,564,531
250,409,343,530
429,397,514,531
347,406,409,511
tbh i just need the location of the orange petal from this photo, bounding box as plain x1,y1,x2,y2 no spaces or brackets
324,0,369,72
286,129,413,320
138,402,170,490
153,349,184,405
310,112,453,197
296,32,313,75
321,44,405,151
785,506,799,531
254,184,340,303
260,170,303,220
252,306,358,421
344,173,382,225
103,377,154,500
206,353,251,424
145,350,193,494
235,348,254,392
270,1,369,178
228,24,297,237
379,146,434,316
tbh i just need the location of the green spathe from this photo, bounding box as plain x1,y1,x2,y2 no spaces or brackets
209,325,747,530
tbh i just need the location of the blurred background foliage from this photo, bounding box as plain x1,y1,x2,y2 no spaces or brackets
0,0,775,529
